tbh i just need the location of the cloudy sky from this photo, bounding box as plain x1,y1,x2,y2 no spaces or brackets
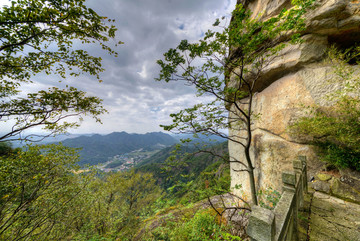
6,0,237,135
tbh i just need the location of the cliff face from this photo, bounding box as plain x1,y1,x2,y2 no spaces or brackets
229,0,360,200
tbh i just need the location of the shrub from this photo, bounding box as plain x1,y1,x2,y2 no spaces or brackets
148,209,242,241
290,46,360,171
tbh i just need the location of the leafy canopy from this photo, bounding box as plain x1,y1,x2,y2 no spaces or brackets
0,144,87,240
0,0,121,141
0,143,162,240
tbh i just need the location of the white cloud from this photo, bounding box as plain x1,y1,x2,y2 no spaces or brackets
137,64,148,79
9,0,237,135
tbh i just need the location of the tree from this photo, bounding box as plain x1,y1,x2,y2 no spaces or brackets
0,144,162,240
69,170,161,240
0,0,122,142
0,144,88,240
157,0,314,205
290,46,360,171
0,142,15,156
0,1,122,238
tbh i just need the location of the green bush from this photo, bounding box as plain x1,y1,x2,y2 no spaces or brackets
290,46,360,171
149,210,241,241
178,161,231,204
318,142,360,171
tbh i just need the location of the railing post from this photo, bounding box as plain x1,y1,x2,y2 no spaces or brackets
247,206,275,241
247,156,307,241
282,171,296,193
281,171,299,241
293,159,304,208
298,156,308,193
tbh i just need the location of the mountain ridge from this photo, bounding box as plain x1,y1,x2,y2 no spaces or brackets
59,131,178,166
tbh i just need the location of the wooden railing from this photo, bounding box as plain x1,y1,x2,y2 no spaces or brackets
247,156,307,241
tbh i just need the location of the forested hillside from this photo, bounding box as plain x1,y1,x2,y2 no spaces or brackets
60,132,178,165
137,142,228,190
0,141,232,240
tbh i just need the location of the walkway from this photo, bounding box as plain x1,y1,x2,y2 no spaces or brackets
298,191,360,241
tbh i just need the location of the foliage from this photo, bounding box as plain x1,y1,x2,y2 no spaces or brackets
136,143,195,168
0,143,162,241
157,0,314,205
257,187,281,210
290,46,360,171
176,161,231,204
0,142,17,156
0,144,87,240
0,0,121,141
0,141,239,240
137,142,230,200
134,143,236,240
148,210,241,241
0,1,125,238
71,170,162,241
161,144,219,192
0,141,165,240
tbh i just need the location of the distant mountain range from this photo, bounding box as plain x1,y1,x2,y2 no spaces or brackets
59,132,178,166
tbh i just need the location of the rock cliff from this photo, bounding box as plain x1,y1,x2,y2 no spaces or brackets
229,0,360,201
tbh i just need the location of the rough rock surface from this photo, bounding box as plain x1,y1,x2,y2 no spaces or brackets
298,190,360,241
310,170,360,203
308,192,360,240
229,0,360,201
